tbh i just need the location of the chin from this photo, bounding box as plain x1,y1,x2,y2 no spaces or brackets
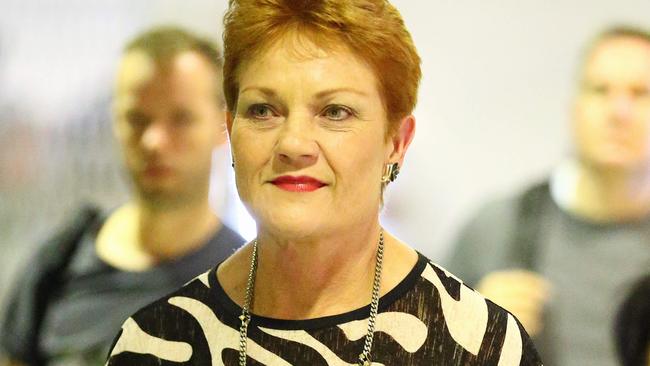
136,185,187,205
588,153,646,172
269,213,325,237
249,205,334,240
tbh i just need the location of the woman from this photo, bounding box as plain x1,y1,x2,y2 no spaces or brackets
614,275,650,366
106,0,543,364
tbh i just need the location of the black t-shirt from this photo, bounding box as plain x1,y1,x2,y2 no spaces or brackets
0,210,245,366
106,252,543,365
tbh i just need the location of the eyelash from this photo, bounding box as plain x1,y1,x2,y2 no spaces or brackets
321,104,356,121
244,103,357,122
246,104,277,120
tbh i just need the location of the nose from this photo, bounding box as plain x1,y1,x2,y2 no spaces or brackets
275,114,319,168
141,122,171,152
610,92,633,124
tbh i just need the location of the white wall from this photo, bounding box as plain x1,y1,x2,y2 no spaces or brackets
382,0,650,260
2,0,650,267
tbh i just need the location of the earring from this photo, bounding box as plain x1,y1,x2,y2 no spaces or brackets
381,162,400,183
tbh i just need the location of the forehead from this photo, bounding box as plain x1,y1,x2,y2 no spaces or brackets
583,37,650,82
237,35,380,97
116,50,217,95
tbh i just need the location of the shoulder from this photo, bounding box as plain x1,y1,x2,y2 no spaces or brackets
216,222,245,241
460,180,551,237
34,205,103,260
0,205,102,361
4,203,102,290
417,258,543,365
212,222,247,248
106,268,221,365
119,267,216,327
446,180,552,280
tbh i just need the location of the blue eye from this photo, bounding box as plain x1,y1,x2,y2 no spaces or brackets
247,104,275,119
323,105,353,121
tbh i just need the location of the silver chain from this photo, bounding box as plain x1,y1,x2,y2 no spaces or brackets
238,230,384,366
238,239,258,366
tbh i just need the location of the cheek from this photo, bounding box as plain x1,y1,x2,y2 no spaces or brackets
574,101,602,143
329,134,385,195
231,127,266,166
634,105,650,131
114,122,136,147
630,111,650,153
119,132,140,158
230,128,270,195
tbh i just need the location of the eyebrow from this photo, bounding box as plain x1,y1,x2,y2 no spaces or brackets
239,86,277,97
239,86,369,98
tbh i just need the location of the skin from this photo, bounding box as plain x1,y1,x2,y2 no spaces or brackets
2,49,228,366
96,50,226,270
477,36,650,337
572,36,650,222
217,35,417,320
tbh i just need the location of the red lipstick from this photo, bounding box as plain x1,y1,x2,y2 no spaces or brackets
270,175,327,192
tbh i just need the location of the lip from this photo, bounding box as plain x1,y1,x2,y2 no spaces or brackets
270,175,327,192
143,164,173,177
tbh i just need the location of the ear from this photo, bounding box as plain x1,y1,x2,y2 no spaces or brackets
387,115,416,165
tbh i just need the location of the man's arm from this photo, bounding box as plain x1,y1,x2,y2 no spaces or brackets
446,197,552,337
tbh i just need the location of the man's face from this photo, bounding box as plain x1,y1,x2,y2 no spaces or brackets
573,36,650,170
113,50,225,206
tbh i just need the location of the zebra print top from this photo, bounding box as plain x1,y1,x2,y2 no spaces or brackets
106,252,542,365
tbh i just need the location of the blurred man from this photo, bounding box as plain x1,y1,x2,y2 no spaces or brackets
448,26,650,366
0,26,245,366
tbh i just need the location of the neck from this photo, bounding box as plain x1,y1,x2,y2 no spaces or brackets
254,223,379,319
223,218,417,320
133,197,220,260
573,160,650,222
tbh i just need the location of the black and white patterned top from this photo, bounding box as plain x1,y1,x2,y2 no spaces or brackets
106,252,543,365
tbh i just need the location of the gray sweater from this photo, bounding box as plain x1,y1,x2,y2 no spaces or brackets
447,181,650,366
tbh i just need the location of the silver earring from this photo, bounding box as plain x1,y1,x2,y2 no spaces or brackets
381,162,400,183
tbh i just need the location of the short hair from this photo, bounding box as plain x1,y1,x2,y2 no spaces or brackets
125,25,222,71
581,25,650,68
593,25,650,47
614,274,650,366
123,26,224,103
222,0,421,135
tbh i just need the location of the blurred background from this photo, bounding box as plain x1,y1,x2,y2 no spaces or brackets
1,0,649,308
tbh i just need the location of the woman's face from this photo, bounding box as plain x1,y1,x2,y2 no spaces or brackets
228,37,411,238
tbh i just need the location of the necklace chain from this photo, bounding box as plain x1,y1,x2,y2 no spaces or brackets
238,230,384,366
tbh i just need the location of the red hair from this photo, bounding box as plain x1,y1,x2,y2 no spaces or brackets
222,0,421,134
